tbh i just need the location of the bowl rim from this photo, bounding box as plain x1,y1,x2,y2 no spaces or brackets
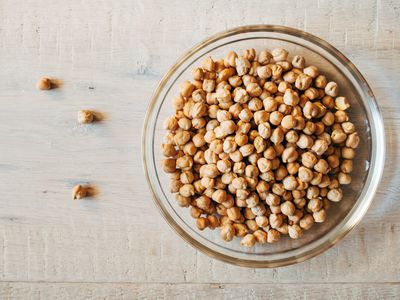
142,24,386,268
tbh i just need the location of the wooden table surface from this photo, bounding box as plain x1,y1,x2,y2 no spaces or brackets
0,0,399,299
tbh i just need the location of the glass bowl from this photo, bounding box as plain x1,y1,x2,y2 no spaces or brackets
142,25,385,267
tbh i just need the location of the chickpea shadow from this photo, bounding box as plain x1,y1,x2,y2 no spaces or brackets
91,110,108,122
86,185,100,199
50,78,63,89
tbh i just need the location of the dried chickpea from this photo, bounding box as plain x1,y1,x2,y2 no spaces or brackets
37,77,52,90
303,66,319,78
271,48,288,62
313,209,327,223
325,81,339,97
220,224,235,241
292,55,305,68
327,188,343,202
346,132,360,149
267,229,281,243
196,217,209,230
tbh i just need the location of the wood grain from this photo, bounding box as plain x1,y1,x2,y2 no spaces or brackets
1,283,400,300
0,0,399,298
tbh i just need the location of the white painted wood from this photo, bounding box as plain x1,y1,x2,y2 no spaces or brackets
1,283,400,300
0,0,399,298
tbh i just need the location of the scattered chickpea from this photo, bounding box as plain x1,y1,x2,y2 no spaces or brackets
72,184,88,200
37,77,52,90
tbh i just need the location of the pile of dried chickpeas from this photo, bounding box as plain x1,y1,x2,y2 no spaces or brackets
161,48,359,247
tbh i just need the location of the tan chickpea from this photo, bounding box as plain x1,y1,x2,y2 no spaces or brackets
251,230,266,244
172,95,185,110
37,77,52,90
240,233,256,247
288,224,303,239
281,146,298,163
283,71,298,83
246,82,262,97
215,159,231,174
340,159,353,173
339,121,355,134
280,115,296,130
201,56,215,72
164,116,178,131
285,131,298,144
252,136,265,153
303,65,319,78
295,73,312,90
176,155,193,170
179,184,195,197
330,129,347,144
311,139,328,156
232,223,248,237
256,157,272,173
346,132,360,149
325,81,339,97
175,193,191,207
161,159,176,173
292,55,305,68
304,87,320,100
273,165,287,181
314,74,327,88
297,166,313,183
327,188,343,202
270,127,284,145
271,48,288,62
314,159,330,174
263,81,277,95
301,151,318,169
282,175,298,191
283,89,299,106
334,111,349,124
235,56,251,76
269,213,283,229
270,64,283,79
223,50,237,67
180,171,194,184
252,111,268,126
199,164,219,178
256,50,271,65
342,147,356,159
296,134,313,149
338,172,352,184
233,162,245,175
180,81,195,98
263,97,278,114
238,107,253,122
334,96,350,111
313,209,327,223
267,229,281,243
161,144,177,157
196,217,209,230
299,214,314,230
193,67,204,80
202,79,216,93
219,224,235,241
308,197,323,212
280,201,295,216
239,144,254,157
256,65,272,79
206,215,220,229
201,177,215,189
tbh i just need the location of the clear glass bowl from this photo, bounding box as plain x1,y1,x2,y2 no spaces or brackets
142,25,385,267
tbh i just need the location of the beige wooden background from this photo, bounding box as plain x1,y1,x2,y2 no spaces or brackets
0,0,399,299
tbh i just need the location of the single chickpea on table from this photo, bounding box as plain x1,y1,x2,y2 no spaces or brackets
160,47,359,247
